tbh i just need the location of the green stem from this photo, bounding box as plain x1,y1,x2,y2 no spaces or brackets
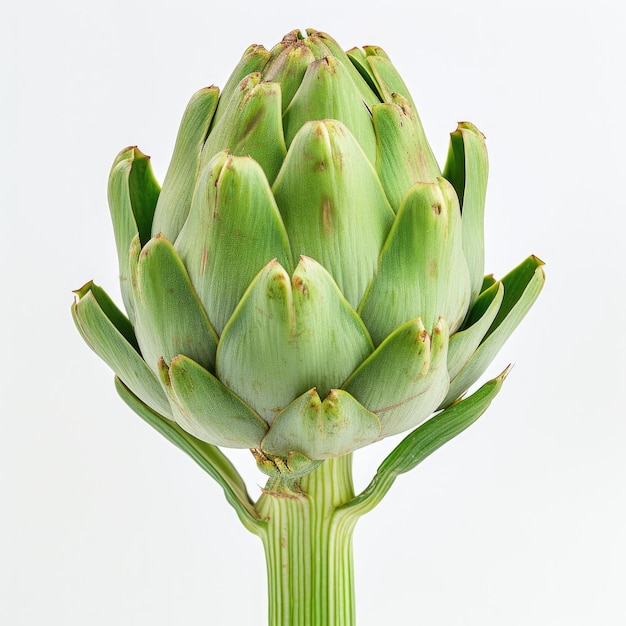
255,454,360,626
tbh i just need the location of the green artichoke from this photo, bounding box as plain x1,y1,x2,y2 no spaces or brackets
72,29,544,468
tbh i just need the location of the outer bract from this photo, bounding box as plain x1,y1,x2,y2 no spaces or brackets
72,29,544,471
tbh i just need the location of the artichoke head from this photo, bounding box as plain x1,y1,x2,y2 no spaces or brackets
72,29,544,469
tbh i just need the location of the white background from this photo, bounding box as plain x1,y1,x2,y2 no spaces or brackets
2,0,625,624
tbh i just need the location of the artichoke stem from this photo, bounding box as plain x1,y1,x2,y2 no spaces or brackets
255,454,359,626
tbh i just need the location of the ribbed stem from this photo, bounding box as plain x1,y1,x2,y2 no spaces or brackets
255,454,359,626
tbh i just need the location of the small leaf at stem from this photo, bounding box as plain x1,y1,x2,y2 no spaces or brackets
339,369,507,516
114,377,264,534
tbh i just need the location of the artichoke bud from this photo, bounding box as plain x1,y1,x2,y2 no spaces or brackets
73,29,545,469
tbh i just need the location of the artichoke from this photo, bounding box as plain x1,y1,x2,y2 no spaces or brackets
72,29,544,469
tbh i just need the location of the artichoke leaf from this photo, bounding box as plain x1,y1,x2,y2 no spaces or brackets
114,377,263,534
273,119,395,310
201,75,287,184
363,47,414,107
71,282,172,418
463,278,505,329
131,234,218,375
446,282,504,384
345,46,381,97
441,256,545,407
283,55,377,164
175,150,293,335
443,122,489,304
343,318,450,438
151,87,220,242
108,147,160,322
304,30,380,107
217,257,374,424
261,388,381,460
479,274,498,299
262,41,316,112
158,355,268,449
359,178,471,344
485,256,545,339
373,93,441,210
211,43,271,127
340,368,508,516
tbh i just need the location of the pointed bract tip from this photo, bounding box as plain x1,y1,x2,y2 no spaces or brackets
363,45,389,59
282,29,305,44
455,121,485,139
433,316,449,335
156,356,170,387
326,389,340,402
306,388,322,408
133,146,151,160
297,254,315,266
243,43,268,55
500,363,514,381
72,280,94,299
115,145,151,161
